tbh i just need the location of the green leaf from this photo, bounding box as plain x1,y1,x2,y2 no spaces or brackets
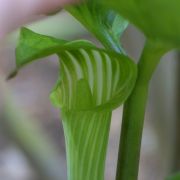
67,2,128,52
101,0,180,47
14,28,137,111
167,173,180,180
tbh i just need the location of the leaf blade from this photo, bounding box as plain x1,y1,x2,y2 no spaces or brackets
67,2,128,53
166,173,180,180
101,0,180,47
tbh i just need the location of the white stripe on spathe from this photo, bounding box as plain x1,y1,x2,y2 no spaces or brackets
58,48,134,110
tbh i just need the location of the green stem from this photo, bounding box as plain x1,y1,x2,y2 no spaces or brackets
116,40,169,180
62,110,112,180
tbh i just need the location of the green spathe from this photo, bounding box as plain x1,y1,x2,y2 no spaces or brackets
14,28,137,111
12,28,137,180
62,110,111,180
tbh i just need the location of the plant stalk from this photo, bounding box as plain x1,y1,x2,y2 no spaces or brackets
116,40,169,180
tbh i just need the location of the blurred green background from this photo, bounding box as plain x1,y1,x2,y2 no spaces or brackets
0,11,179,180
